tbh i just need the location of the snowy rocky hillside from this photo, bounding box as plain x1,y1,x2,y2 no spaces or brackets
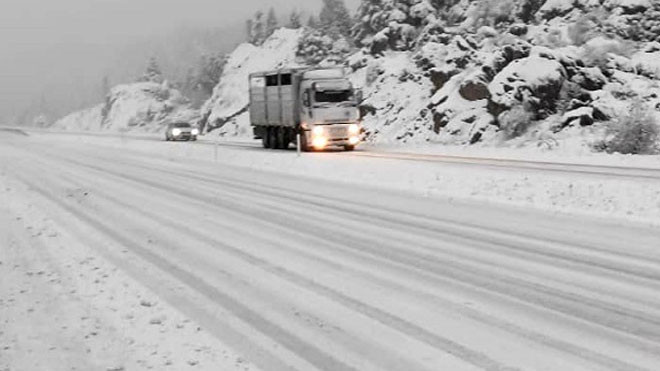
53,0,660,153
53,82,198,133
203,0,660,153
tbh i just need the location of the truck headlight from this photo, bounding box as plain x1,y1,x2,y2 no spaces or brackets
348,124,360,135
312,126,324,136
172,128,182,136
191,128,200,136
349,136,360,145
312,137,328,149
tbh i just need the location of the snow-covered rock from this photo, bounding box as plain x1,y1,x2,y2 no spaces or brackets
488,56,567,116
53,104,104,131
538,0,578,20
201,28,304,133
54,82,197,132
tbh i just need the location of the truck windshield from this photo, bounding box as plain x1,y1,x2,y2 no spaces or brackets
315,90,354,103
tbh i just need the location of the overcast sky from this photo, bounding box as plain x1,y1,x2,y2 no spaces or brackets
0,0,360,122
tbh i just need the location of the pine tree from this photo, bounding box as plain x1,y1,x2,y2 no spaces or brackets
140,57,164,83
246,18,254,43
196,54,225,97
266,7,278,38
516,0,544,23
319,0,352,38
101,76,110,98
353,0,444,54
248,11,266,45
307,15,319,29
288,10,302,29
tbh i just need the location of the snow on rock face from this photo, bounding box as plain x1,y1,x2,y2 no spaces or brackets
102,82,197,132
538,0,579,19
201,28,304,132
53,104,105,131
631,50,660,79
54,82,197,132
352,52,435,143
488,56,567,116
604,0,652,13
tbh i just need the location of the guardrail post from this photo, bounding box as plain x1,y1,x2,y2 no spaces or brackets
214,136,218,162
296,133,301,157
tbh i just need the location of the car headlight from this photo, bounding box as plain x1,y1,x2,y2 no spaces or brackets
312,126,324,136
348,124,360,135
172,128,182,136
191,128,200,136
349,136,360,145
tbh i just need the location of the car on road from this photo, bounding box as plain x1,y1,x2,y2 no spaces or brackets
165,122,199,141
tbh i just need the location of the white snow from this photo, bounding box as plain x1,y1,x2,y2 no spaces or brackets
19,129,660,226
52,104,105,131
53,82,197,133
488,56,566,108
539,0,577,17
2,129,660,371
201,28,304,131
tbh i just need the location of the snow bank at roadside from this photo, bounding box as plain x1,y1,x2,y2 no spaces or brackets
52,104,105,131
53,82,198,133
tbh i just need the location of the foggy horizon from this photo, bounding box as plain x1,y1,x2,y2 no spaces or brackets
0,0,360,123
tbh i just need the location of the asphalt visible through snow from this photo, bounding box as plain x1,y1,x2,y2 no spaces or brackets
1,131,660,370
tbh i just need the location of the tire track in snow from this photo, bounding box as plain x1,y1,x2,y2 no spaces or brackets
9,144,507,371
47,163,659,371
15,142,660,370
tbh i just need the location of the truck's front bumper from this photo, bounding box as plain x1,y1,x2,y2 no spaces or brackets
305,130,361,149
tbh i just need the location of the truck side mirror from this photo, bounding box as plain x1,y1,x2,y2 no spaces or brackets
302,90,311,108
356,89,363,103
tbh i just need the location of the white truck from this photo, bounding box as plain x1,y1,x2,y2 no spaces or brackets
249,67,362,151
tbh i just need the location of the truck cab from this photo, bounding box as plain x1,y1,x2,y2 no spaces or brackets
249,67,362,151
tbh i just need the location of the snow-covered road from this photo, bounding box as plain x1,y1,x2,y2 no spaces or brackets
2,130,660,370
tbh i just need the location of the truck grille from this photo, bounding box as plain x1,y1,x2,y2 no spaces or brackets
328,127,347,137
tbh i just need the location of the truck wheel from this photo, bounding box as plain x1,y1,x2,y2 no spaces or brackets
268,128,278,149
277,128,287,149
261,127,269,148
300,133,312,152
344,145,355,151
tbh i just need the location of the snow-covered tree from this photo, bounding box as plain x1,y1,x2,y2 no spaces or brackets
462,0,516,30
288,10,302,29
139,57,164,83
101,76,110,98
297,30,352,65
247,11,267,45
196,54,225,96
319,0,353,38
353,0,441,54
308,15,319,29
266,8,279,38
515,0,544,23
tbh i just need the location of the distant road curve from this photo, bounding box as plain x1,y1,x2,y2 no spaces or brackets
0,126,29,136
